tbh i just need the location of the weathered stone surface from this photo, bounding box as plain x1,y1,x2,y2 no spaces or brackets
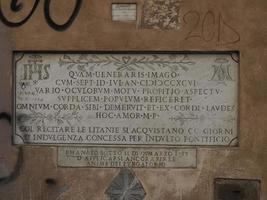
142,0,182,30
0,0,266,200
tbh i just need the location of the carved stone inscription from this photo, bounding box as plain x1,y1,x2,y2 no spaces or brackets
58,147,196,168
14,53,238,146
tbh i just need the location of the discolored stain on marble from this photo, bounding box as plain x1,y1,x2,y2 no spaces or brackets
142,0,182,30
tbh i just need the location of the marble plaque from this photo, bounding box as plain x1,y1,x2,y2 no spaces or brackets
58,147,197,168
13,53,238,146
112,4,137,21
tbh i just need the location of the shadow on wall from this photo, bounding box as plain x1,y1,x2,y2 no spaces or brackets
0,112,23,185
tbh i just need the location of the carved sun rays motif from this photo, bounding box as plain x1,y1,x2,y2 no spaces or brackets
105,169,146,200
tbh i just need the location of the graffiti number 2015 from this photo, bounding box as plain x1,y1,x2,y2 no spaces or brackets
183,10,240,45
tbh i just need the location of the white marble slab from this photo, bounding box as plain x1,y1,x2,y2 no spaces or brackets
13,53,238,146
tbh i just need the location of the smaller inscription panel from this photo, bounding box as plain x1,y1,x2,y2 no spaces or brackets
112,4,137,21
58,147,197,168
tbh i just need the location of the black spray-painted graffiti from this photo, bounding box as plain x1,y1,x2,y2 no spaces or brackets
0,0,82,31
